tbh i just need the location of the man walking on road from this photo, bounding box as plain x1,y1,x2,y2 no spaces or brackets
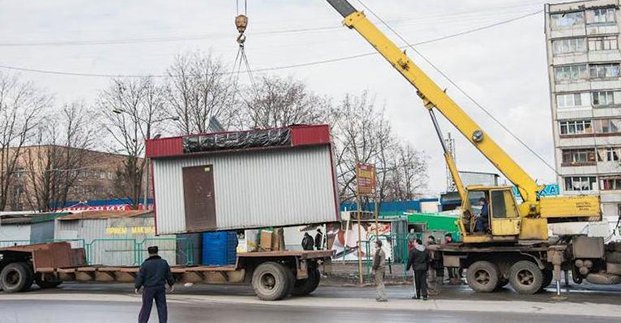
371,239,388,302
407,239,430,300
135,246,175,323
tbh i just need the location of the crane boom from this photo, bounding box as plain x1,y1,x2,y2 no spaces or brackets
327,0,542,204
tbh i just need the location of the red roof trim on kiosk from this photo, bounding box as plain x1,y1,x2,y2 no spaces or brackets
146,124,330,159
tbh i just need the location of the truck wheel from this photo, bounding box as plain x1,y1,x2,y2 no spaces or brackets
539,269,553,292
291,267,321,296
466,261,499,293
509,261,543,295
0,262,34,293
252,262,290,301
35,273,63,289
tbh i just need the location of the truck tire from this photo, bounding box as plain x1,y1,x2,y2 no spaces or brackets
291,267,321,296
466,261,499,293
509,260,543,295
0,262,34,293
252,262,291,301
539,269,553,292
35,273,63,289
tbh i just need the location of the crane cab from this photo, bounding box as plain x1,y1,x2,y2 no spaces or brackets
460,186,523,244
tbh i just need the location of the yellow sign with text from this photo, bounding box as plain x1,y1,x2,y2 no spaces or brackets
106,226,155,235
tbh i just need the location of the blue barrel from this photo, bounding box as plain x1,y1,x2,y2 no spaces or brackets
202,231,238,266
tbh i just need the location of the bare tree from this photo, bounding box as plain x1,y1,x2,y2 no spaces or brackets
22,103,96,211
99,77,168,209
166,52,239,134
242,75,331,128
0,72,48,211
383,142,428,201
332,92,390,203
332,91,427,204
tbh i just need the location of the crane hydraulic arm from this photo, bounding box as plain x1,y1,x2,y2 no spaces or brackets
327,0,541,204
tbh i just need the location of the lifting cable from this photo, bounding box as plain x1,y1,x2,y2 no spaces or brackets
232,0,259,108
356,0,560,177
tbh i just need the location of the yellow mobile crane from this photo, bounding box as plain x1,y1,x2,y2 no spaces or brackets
327,0,621,294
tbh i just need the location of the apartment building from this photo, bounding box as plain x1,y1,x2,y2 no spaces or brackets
545,0,621,220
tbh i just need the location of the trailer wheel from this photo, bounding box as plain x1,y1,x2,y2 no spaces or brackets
35,273,63,289
466,261,499,293
0,262,34,293
539,269,553,292
509,260,543,295
291,267,321,296
252,262,290,301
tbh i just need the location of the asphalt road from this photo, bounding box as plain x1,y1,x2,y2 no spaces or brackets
0,299,619,323
21,281,621,305
1,282,620,323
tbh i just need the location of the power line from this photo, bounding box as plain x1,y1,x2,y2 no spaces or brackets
0,10,541,78
355,0,558,176
0,3,544,47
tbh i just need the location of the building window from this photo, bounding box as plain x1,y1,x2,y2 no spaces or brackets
562,149,596,165
592,91,620,106
597,147,620,162
560,120,592,135
555,65,588,83
587,8,616,24
590,63,620,79
600,177,621,190
593,119,621,133
551,11,585,29
553,38,587,55
557,93,583,108
588,36,618,51
564,176,596,191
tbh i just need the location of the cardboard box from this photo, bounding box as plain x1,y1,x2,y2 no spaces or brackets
260,230,273,251
272,228,285,251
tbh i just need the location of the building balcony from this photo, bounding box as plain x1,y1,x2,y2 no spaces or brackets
586,23,619,36
561,161,597,167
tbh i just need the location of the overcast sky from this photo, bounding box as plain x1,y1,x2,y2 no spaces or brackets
0,0,565,195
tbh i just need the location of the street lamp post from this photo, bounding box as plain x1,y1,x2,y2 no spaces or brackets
112,108,178,210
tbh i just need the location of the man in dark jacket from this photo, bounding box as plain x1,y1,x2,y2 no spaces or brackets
315,228,324,250
302,232,314,250
476,197,490,233
135,246,175,323
406,239,429,300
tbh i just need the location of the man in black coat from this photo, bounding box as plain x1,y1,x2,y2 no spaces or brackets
406,239,430,300
302,232,315,251
315,228,324,250
135,246,175,323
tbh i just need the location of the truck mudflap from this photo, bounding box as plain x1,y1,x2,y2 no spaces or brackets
586,273,621,285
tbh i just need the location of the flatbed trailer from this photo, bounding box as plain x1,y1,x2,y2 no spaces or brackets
0,242,333,301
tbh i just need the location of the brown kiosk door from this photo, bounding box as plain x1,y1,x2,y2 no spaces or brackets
182,165,217,231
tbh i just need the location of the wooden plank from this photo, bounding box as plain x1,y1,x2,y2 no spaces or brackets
57,268,76,273
186,266,236,272
36,267,55,273
238,250,334,258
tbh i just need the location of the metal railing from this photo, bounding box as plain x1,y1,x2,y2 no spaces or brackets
1,238,197,266
0,240,31,248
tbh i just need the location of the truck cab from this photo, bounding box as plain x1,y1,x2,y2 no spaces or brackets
460,186,522,244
